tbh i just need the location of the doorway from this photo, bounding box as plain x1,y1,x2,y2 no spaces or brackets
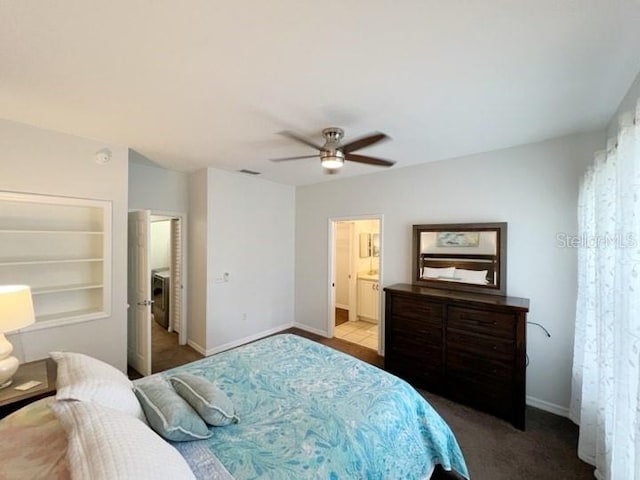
329,216,382,353
150,215,185,371
127,210,189,376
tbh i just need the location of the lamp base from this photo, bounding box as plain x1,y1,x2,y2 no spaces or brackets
0,379,12,390
0,354,19,387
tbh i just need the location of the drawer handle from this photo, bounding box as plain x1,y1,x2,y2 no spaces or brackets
457,312,500,326
476,319,497,326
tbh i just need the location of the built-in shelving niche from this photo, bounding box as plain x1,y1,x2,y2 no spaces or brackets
0,191,112,331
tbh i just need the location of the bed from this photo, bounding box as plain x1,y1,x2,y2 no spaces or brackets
0,334,469,479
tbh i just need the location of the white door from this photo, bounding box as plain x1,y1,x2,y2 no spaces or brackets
169,218,184,342
127,210,152,376
335,223,351,310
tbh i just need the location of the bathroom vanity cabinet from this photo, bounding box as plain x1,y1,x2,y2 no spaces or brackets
357,277,380,322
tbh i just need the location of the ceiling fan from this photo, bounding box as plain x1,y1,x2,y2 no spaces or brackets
270,127,395,172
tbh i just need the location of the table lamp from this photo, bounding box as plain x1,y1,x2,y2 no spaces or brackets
0,285,35,389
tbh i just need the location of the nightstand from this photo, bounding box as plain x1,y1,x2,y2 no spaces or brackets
0,358,56,418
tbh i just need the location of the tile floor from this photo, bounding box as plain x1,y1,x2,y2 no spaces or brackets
334,320,379,350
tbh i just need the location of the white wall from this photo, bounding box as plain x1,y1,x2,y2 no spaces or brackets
206,169,295,350
128,154,189,214
187,169,209,350
187,168,295,354
295,130,604,412
0,119,129,370
608,70,640,135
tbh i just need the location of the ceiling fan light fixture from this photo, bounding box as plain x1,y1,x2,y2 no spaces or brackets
271,128,394,171
320,150,344,169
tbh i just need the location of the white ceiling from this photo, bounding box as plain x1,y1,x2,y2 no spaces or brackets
2,1,640,186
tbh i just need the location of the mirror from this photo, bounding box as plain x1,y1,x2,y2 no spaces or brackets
360,233,380,258
412,222,507,295
371,233,380,257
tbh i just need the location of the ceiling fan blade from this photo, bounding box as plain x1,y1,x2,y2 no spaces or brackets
279,131,323,150
345,153,395,167
270,154,319,162
341,132,389,154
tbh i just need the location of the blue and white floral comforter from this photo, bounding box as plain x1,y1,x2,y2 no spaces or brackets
159,334,469,480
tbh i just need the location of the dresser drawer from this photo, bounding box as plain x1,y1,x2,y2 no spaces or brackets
391,316,442,346
446,350,513,382
446,330,514,362
391,296,444,323
392,312,442,334
447,306,515,340
386,351,443,391
387,334,441,362
445,374,513,419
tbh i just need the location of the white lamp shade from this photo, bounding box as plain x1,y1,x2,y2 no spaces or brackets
0,285,35,333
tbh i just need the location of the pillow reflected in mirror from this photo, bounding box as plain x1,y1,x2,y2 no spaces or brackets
455,269,488,284
422,266,456,279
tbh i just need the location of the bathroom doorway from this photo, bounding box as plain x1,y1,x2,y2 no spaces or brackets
329,216,382,353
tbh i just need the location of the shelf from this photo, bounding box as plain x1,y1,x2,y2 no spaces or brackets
32,284,103,295
0,258,103,266
36,308,104,323
0,229,103,235
0,191,111,330
21,308,109,331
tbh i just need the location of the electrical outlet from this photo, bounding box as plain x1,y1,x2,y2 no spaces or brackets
215,272,230,283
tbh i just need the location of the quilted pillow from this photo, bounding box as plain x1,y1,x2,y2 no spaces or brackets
134,379,211,442
51,400,195,480
50,351,146,422
170,373,239,426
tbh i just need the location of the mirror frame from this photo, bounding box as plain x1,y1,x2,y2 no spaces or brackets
412,222,507,296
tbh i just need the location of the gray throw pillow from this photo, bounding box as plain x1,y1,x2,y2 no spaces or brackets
134,380,211,442
170,374,239,426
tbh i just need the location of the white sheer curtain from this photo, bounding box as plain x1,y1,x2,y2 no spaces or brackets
570,99,640,480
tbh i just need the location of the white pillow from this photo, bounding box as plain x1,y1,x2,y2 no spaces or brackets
51,401,195,480
50,351,145,421
422,266,455,279
455,268,488,284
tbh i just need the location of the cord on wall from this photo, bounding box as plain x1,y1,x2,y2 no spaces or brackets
525,321,551,367
528,321,551,337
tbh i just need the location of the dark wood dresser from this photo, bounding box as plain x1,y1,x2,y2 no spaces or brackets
384,283,529,429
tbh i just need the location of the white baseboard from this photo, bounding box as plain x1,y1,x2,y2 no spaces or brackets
186,339,206,355
202,322,294,356
526,395,569,418
292,322,330,338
